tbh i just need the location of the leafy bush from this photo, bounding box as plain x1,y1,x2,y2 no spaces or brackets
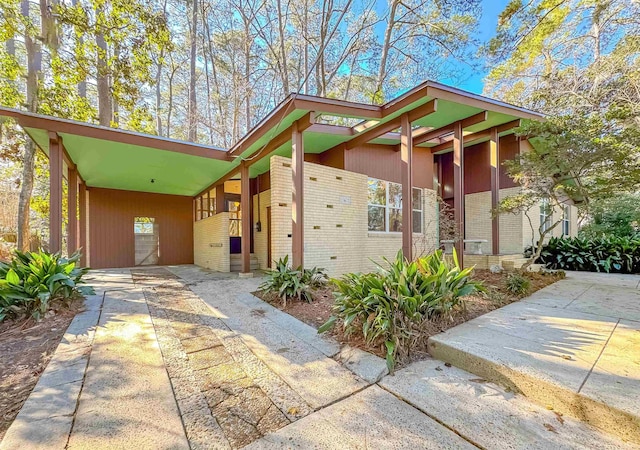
538,236,640,273
318,250,483,372
505,272,531,295
259,255,328,305
0,250,94,321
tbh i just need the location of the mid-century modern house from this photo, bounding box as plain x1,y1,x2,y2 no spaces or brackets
0,81,577,275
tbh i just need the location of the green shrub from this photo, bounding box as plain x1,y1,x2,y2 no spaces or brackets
0,250,94,322
539,236,640,273
318,250,483,372
505,272,531,295
259,255,328,304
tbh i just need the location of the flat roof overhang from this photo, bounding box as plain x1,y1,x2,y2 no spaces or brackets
0,80,544,198
0,107,233,196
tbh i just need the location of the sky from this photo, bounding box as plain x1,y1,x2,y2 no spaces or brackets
373,0,511,95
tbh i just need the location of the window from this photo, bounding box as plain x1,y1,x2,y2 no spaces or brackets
540,199,552,232
562,205,570,236
228,201,241,237
367,177,423,233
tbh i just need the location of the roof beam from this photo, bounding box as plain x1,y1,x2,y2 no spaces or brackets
337,99,437,151
196,112,316,198
429,119,522,154
413,111,488,146
293,95,382,119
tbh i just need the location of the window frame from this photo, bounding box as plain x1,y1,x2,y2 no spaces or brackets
562,204,570,236
540,198,552,233
367,177,423,234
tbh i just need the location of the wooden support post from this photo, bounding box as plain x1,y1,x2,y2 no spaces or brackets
215,184,225,214
291,121,304,268
400,113,413,261
240,163,251,273
49,133,63,254
490,128,500,255
67,167,78,256
79,182,87,266
206,190,211,217
453,121,464,267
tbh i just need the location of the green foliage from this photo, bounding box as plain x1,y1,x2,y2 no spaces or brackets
579,194,640,240
539,236,640,274
505,272,530,295
0,250,94,321
318,250,483,372
259,255,328,305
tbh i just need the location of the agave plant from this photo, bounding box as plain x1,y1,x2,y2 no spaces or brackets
0,250,94,321
319,249,483,372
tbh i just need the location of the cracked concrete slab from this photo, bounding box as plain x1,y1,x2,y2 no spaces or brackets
380,359,633,449
428,271,640,444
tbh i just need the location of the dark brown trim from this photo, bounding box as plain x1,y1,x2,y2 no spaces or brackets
453,121,464,266
490,128,500,255
400,114,413,260
291,121,304,268
414,111,487,147
215,184,225,214
79,182,87,265
240,163,251,273
68,168,78,255
0,106,229,161
49,134,63,253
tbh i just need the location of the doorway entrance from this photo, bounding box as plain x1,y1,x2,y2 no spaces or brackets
134,217,159,265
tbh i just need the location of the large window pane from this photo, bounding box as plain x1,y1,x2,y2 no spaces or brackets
388,183,402,208
389,208,402,232
368,179,387,205
412,188,422,210
368,205,386,231
413,211,422,233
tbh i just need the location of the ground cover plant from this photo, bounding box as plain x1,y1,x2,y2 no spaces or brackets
258,255,328,305
318,250,483,372
0,250,94,321
255,258,565,372
538,236,640,274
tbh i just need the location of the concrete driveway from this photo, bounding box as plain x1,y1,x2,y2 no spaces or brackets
1,267,635,449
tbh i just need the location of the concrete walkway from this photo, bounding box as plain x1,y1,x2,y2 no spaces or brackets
429,271,640,444
1,267,636,449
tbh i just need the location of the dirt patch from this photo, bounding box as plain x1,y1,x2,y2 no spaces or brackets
253,269,565,365
0,299,84,440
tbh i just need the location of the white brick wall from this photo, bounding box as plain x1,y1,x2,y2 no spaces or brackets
193,212,230,272
269,155,438,276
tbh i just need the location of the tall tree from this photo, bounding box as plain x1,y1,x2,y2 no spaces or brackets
188,0,198,141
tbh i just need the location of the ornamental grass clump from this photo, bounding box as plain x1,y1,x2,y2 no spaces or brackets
319,249,483,372
259,255,328,305
0,250,94,322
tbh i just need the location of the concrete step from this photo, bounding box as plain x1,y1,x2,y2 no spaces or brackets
230,254,259,271
380,359,633,449
427,298,640,445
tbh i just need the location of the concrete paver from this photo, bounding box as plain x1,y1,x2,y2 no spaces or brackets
66,288,189,450
380,359,633,449
246,385,476,450
429,271,640,444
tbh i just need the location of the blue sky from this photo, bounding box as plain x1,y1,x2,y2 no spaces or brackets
373,0,510,94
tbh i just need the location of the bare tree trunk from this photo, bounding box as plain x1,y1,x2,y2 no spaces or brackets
96,5,111,126
276,0,289,94
155,52,164,135
71,0,86,98
17,0,42,251
188,0,198,141
112,45,119,126
375,0,399,103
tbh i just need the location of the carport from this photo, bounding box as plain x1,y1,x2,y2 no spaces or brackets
0,107,232,268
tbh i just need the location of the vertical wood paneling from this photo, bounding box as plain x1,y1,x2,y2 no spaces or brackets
88,187,194,268
343,144,433,188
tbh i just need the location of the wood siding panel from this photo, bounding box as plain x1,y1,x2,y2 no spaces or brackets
343,144,433,188
88,187,193,268
438,134,519,198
